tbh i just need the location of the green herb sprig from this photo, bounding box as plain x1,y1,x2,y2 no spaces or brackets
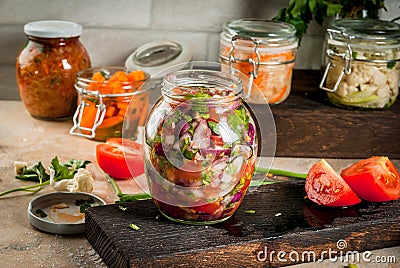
0,156,90,198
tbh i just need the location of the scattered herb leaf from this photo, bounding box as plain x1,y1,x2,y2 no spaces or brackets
245,210,256,214
129,223,140,231
76,197,97,213
119,205,128,211
387,61,396,69
34,209,47,218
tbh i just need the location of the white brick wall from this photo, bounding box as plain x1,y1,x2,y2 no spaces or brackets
1,0,398,100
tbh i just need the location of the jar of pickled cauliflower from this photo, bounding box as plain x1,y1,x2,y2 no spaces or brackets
16,20,91,120
144,69,258,224
220,19,298,104
320,19,400,109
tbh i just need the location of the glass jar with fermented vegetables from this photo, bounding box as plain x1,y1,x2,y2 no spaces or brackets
320,19,400,109
144,69,258,224
16,20,91,120
70,66,150,141
220,19,298,105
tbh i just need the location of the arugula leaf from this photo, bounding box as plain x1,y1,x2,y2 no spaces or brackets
16,161,50,183
51,157,91,182
76,197,97,213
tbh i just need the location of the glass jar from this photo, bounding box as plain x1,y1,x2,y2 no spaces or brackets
16,20,91,120
320,19,400,109
219,19,298,104
144,69,258,224
70,67,150,141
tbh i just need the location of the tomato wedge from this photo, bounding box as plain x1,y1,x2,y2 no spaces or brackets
341,156,400,202
305,159,361,207
96,138,144,179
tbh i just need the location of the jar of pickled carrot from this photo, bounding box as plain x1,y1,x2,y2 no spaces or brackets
16,20,91,120
70,67,150,141
219,19,298,104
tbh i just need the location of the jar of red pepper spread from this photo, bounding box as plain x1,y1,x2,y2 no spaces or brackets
143,69,258,224
220,19,298,104
16,20,91,120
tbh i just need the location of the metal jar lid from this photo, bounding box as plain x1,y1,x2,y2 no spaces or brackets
125,41,192,77
24,20,83,38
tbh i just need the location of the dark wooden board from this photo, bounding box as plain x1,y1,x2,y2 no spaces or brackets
263,70,400,159
85,181,400,267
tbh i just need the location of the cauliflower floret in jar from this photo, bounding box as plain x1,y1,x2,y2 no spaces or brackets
384,67,400,90
346,71,361,88
336,81,349,96
375,84,391,108
368,67,386,87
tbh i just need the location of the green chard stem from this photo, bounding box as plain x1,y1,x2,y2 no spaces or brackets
107,175,152,203
254,166,307,179
0,181,50,197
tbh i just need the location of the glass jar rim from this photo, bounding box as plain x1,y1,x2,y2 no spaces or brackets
162,69,243,102
24,20,83,38
223,19,297,41
75,66,151,97
328,19,400,44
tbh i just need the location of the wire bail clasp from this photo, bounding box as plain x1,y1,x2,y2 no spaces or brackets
69,89,106,139
228,35,261,99
320,29,353,92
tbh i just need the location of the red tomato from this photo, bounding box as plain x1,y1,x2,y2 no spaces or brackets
174,161,203,181
96,138,144,179
305,159,361,207
192,201,222,215
210,135,224,146
341,156,400,202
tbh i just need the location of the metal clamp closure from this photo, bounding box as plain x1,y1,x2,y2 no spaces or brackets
320,29,354,92
69,89,106,139
227,35,261,99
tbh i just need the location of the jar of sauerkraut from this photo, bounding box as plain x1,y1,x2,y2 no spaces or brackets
144,69,258,224
219,19,298,104
320,19,400,109
16,20,91,120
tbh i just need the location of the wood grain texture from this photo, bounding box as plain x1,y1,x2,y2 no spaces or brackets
259,70,400,159
85,181,400,267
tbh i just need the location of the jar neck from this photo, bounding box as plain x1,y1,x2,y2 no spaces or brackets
161,69,244,105
27,35,80,46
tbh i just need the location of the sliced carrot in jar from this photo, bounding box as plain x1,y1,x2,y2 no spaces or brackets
98,115,124,129
105,105,118,118
80,102,98,134
268,85,287,103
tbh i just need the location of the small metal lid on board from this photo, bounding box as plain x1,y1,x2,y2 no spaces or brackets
125,40,192,77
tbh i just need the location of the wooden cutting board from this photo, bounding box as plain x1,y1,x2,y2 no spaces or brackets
85,181,400,267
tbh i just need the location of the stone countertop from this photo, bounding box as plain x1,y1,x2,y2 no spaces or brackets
0,100,398,267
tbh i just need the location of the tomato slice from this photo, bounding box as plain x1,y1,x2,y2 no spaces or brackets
341,156,400,202
191,201,222,215
173,161,203,181
305,159,361,207
96,138,144,179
